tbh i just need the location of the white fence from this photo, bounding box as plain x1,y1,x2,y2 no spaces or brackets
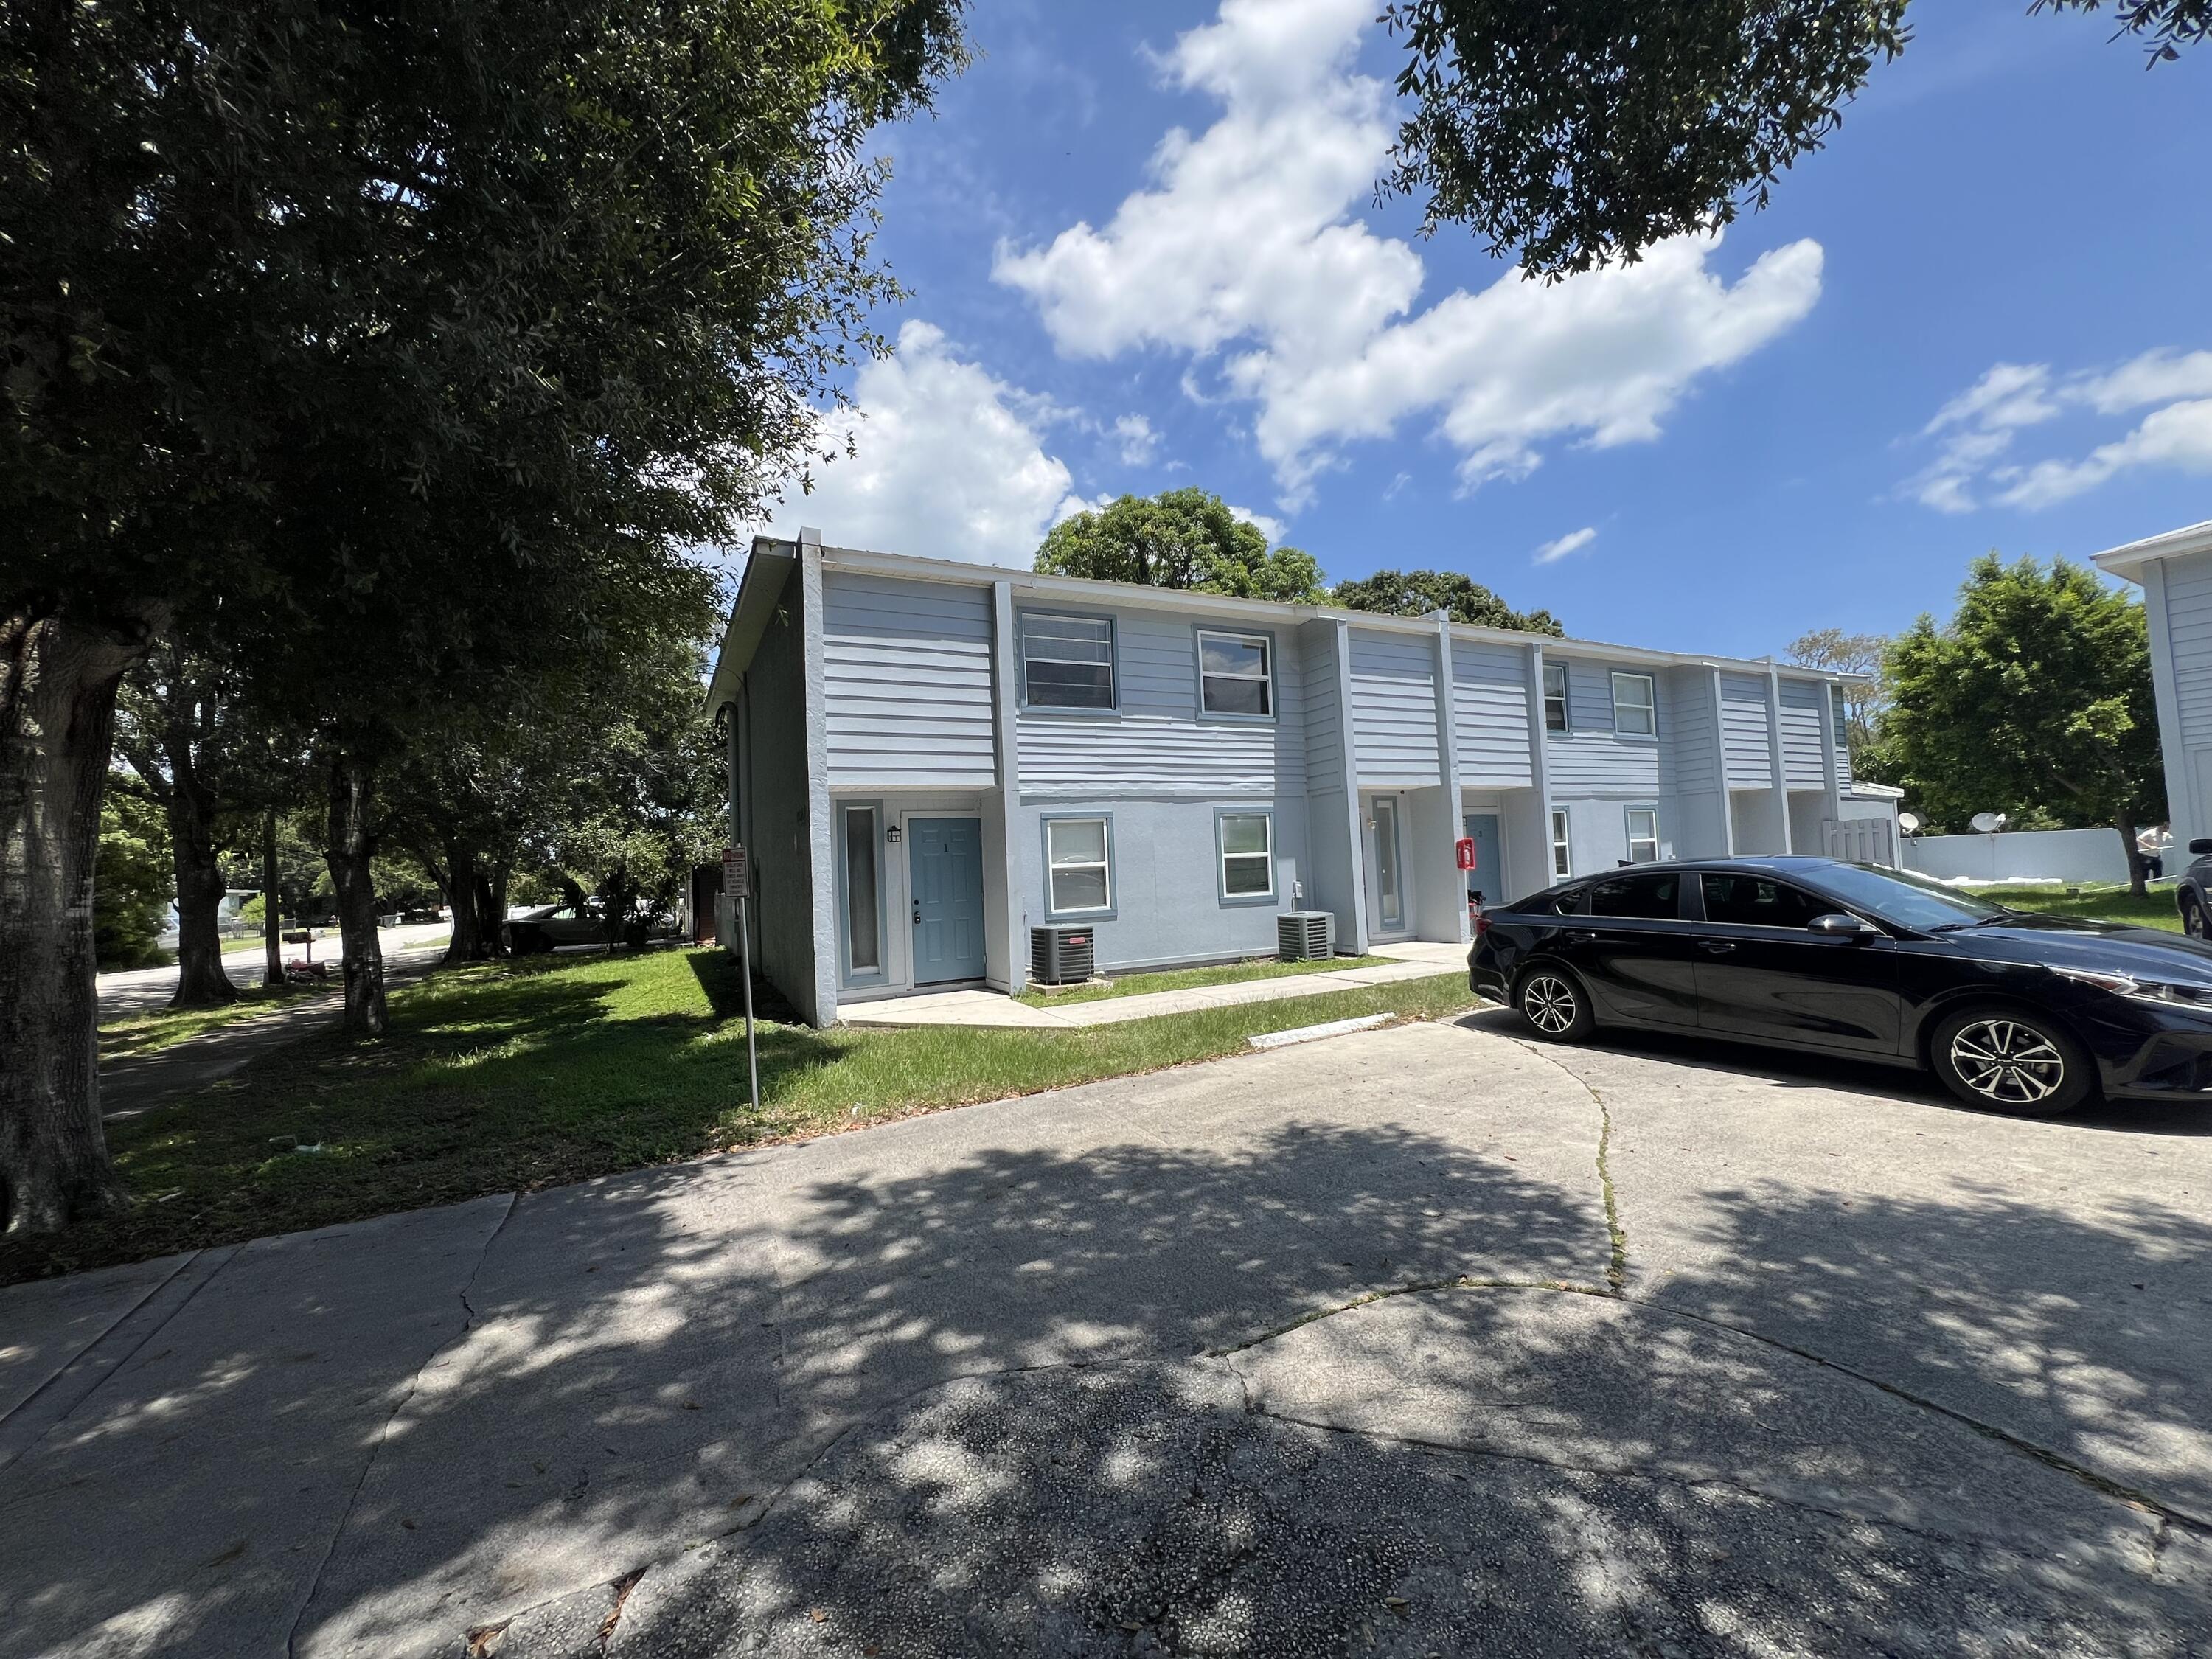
1823,818,1896,866
1900,827,2133,886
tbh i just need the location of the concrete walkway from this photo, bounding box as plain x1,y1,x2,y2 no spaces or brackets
4,1013,2209,1656
838,938,1467,1027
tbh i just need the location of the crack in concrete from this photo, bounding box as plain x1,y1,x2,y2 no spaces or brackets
1237,1397,2079,1559
283,1192,519,1659
1202,1276,1607,1359
1206,1274,2212,1540
1512,1036,1628,1290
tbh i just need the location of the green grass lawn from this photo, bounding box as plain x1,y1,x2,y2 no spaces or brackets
98,982,332,1059
1963,883,2184,932
10,948,1474,1285
1015,952,1395,1006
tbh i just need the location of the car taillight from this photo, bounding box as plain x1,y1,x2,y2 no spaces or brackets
1473,911,1491,940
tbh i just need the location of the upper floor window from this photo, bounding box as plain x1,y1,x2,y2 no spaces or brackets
1197,630,1273,717
1610,672,1656,737
1022,613,1114,709
1543,662,1570,732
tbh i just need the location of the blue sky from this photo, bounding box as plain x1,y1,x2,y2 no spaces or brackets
757,0,2212,658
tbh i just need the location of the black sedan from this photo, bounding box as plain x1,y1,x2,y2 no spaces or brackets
1469,855,2212,1116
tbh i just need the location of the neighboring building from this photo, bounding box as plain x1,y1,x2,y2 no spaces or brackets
2095,518,2212,853
706,532,1891,1027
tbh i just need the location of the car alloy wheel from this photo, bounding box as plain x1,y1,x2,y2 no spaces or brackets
1946,1017,2066,1106
1521,973,1579,1035
2185,895,2205,938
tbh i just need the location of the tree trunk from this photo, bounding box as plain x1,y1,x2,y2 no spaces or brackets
0,610,140,1234
477,866,507,958
325,751,388,1035
2116,809,2147,898
442,837,486,962
166,781,237,1008
262,807,284,988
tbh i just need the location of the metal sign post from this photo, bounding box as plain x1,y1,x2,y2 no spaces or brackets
725,845,759,1111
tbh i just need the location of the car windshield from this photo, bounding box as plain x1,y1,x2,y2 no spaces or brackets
1806,863,2011,931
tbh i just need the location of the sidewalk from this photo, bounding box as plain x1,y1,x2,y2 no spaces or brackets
838,939,1467,1029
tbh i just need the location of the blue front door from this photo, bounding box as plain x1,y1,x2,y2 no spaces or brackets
910,817,987,984
1464,813,1504,908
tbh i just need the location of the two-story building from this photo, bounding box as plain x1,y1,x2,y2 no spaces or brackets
707,532,1896,1027
2096,518,2212,852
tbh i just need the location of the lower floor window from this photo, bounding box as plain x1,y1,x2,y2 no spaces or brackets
1217,811,1274,899
1046,816,1112,914
1550,809,1573,879
1626,807,1660,864
841,804,881,975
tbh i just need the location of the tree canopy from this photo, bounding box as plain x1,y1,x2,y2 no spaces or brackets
1380,1,2206,277
1784,627,1887,752
1034,491,1325,603
1334,568,1562,635
1882,555,2164,889
1,0,968,1234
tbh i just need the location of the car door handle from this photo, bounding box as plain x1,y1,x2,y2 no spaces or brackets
1566,930,1598,943
1698,939,1736,954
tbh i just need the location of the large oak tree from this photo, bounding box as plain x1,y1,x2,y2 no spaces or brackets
0,0,964,1234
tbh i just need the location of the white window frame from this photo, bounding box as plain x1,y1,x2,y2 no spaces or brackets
1196,628,1275,720
1543,661,1570,733
1020,611,1116,711
1215,809,1276,903
1625,806,1660,865
1550,808,1573,879
1043,815,1113,918
1610,672,1657,738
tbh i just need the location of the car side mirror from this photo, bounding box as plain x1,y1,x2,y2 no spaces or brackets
1809,912,1877,939
2191,839,2212,856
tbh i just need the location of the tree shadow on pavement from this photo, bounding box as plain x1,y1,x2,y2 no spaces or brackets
5,1037,2211,1658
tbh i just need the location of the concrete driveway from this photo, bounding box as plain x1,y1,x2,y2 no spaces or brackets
3,1012,2208,1655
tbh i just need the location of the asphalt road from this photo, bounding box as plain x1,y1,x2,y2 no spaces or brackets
4,1011,2209,1656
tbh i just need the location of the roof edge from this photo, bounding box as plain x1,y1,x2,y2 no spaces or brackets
2092,518,2212,581
704,535,800,714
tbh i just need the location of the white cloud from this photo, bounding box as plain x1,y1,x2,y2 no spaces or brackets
1111,413,1159,466
1996,398,2212,509
1923,363,2059,436
756,321,1084,565
1532,526,1598,566
1906,347,2212,512
994,0,1821,505
1228,504,1288,544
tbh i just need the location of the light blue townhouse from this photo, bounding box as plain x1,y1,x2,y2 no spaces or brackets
706,532,1897,1027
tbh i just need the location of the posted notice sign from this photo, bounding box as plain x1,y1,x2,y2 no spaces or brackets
723,844,750,897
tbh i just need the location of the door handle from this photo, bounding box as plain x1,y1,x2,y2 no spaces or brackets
1698,939,1736,954
1566,930,1598,943
912,905,922,925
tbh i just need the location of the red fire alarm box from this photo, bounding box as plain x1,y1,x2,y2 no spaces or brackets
1454,836,1478,872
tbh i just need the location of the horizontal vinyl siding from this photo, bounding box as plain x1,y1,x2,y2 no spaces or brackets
1546,659,1660,793
1451,640,1534,787
1017,607,1306,793
1720,673,1774,787
2166,561,2212,749
1778,679,1826,788
1349,629,1441,787
1670,669,1721,796
823,572,996,788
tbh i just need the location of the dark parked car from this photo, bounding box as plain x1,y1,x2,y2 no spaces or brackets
1470,855,2212,1116
2172,838,2212,936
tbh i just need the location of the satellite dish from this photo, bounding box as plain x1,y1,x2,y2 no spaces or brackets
1898,812,1921,835
1969,811,2006,833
